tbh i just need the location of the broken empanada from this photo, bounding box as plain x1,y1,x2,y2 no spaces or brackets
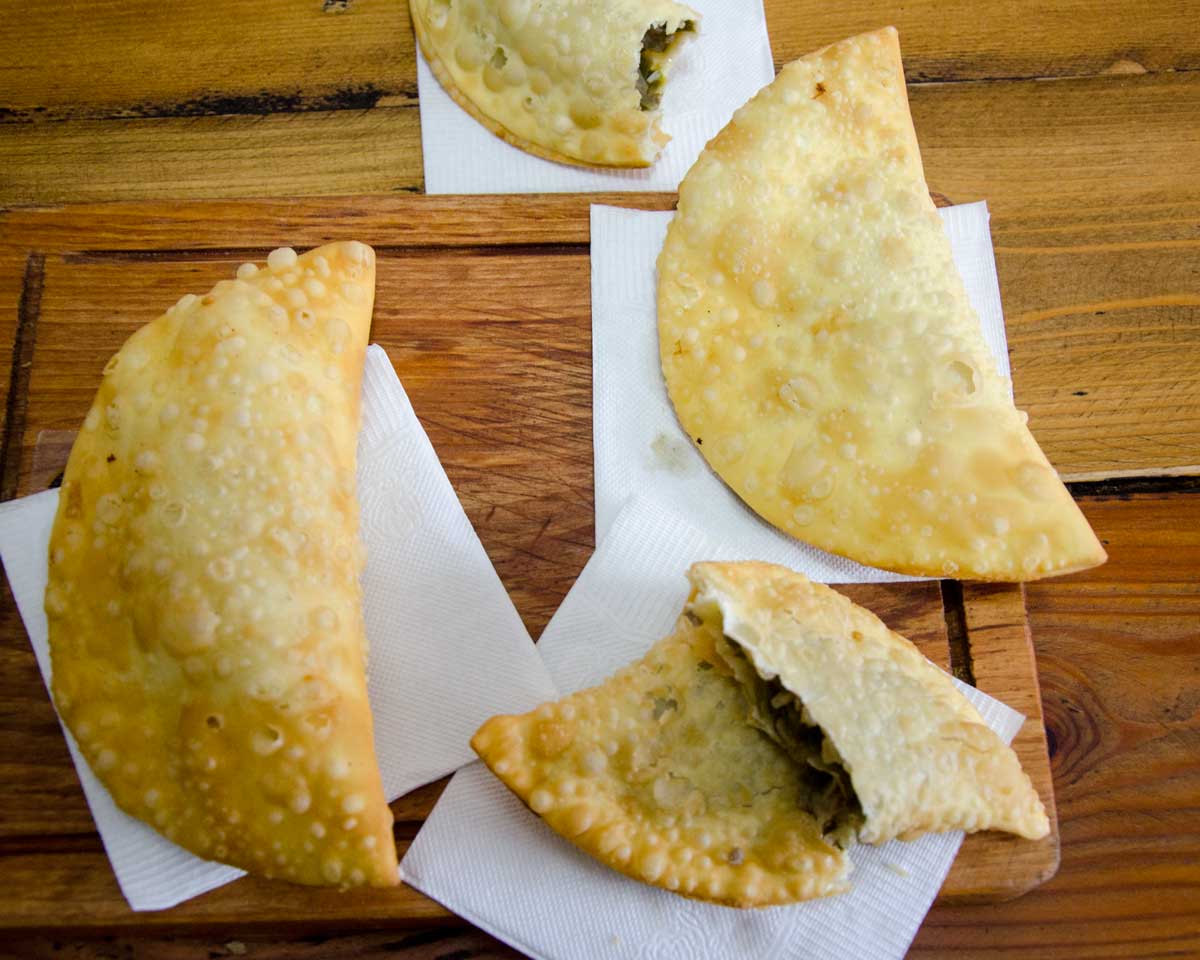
411,0,698,167
473,561,1047,907
45,243,398,888
657,27,1106,580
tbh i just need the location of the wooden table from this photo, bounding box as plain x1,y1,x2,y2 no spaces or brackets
1,2,1197,958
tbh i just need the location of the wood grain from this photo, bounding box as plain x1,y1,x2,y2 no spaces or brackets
912,491,1200,958
0,108,423,206
943,584,1059,902
4,49,1200,207
0,252,29,453
0,0,415,121
991,205,1200,480
765,1,1200,80
2,0,1195,124
0,195,673,251
911,72,1200,216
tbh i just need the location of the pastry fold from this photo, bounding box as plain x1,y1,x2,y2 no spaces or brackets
657,27,1106,580
473,561,1048,907
412,0,698,167
46,243,398,888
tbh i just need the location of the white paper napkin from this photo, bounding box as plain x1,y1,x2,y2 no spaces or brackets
401,494,1027,960
416,0,775,194
0,344,556,911
590,202,1012,582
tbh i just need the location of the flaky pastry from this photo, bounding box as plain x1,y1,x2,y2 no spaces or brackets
657,28,1106,579
46,243,398,888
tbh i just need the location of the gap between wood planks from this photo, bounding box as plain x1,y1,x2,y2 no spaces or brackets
0,252,43,501
4,68,1196,127
60,243,591,264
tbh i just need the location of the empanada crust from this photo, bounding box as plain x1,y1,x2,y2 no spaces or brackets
689,561,1050,843
657,28,1106,580
411,0,697,168
474,560,1048,906
473,617,851,908
46,243,398,888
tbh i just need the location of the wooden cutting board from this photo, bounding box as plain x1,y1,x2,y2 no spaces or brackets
0,195,1056,932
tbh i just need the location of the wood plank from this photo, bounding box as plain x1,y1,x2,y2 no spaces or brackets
766,1,1200,80
3,64,1199,208
911,72,1200,216
943,584,1059,902
0,108,422,206
0,195,673,252
913,491,1200,958
0,930,524,959
0,251,29,453
991,207,1200,480
0,0,415,121
2,0,1195,128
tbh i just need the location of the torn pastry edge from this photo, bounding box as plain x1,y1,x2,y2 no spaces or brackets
412,6,699,169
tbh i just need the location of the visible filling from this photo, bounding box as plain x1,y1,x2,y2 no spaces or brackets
690,609,865,849
637,21,696,110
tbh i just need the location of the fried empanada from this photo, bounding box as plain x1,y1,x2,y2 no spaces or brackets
473,561,1047,907
657,27,1106,580
473,612,852,908
411,0,698,167
689,562,1049,844
45,243,398,888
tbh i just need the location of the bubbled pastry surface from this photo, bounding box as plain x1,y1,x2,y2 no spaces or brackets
45,242,399,888
657,27,1106,580
690,561,1050,844
411,0,697,167
472,615,851,909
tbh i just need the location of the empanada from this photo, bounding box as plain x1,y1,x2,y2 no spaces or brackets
473,561,1047,907
411,0,698,167
657,27,1106,580
45,243,398,888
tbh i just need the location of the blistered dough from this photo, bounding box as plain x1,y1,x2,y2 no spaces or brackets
45,243,398,888
657,28,1106,580
473,614,852,908
689,562,1050,844
474,560,1048,906
411,0,698,167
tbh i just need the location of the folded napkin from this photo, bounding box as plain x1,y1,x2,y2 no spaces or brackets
401,494,1027,960
590,202,1012,580
0,345,556,911
416,0,775,194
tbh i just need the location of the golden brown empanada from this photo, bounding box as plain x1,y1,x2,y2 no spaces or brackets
45,243,398,888
689,562,1049,844
473,561,1047,907
411,0,698,167
657,27,1106,580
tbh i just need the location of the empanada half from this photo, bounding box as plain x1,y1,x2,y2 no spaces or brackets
411,0,698,168
689,561,1049,845
657,27,1106,580
46,243,398,888
473,561,1048,906
472,612,853,908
